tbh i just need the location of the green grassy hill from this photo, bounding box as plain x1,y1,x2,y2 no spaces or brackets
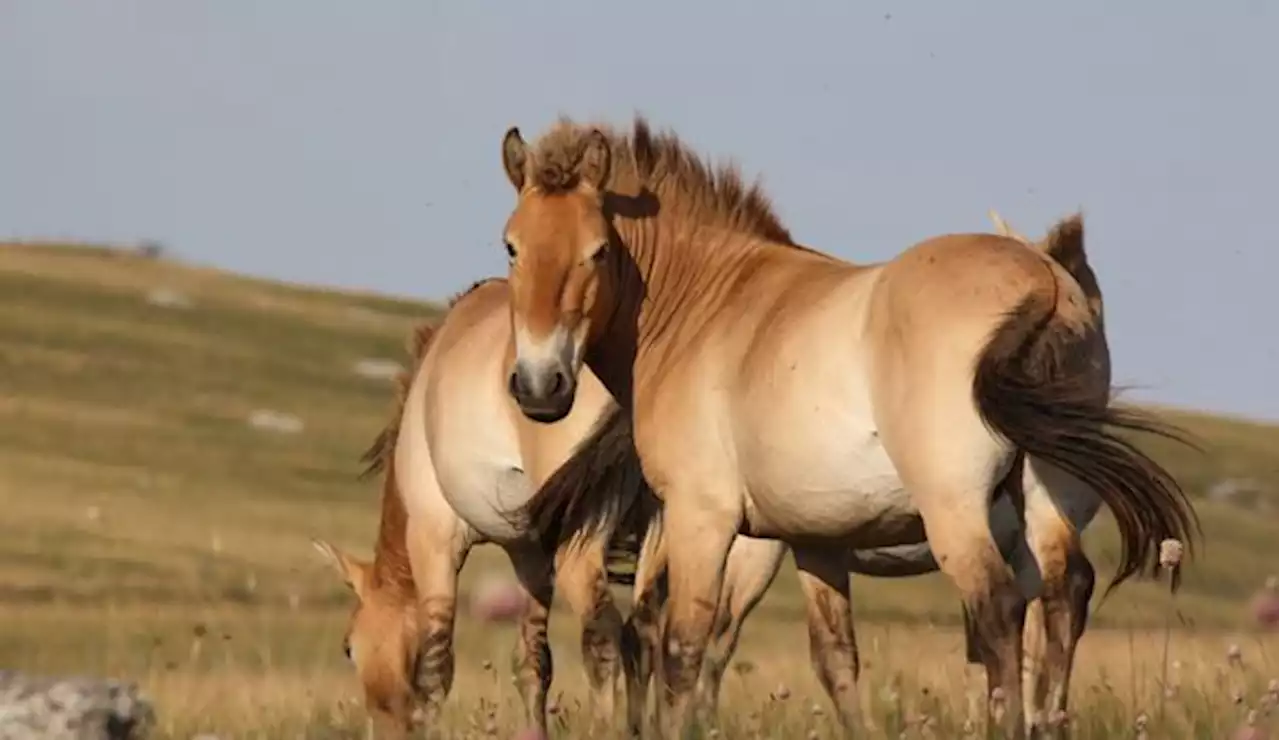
0,241,1275,628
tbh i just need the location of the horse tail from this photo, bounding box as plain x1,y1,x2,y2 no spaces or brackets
972,214,1200,596
517,404,658,586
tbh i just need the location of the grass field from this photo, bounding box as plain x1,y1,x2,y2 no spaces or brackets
0,241,1276,738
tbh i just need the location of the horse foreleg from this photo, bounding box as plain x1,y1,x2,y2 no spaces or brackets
405,518,471,735
653,496,739,740
555,538,625,729
506,546,556,735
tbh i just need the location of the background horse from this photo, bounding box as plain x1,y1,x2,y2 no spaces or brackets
312,278,637,738
495,116,1198,738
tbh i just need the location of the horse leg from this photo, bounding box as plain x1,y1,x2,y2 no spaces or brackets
1019,457,1099,737
554,537,625,728
505,545,557,735
622,510,668,738
653,495,740,740
900,446,1026,740
793,545,861,736
694,535,786,725
404,516,472,733
924,509,1026,736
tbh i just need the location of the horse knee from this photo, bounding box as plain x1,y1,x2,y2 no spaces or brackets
412,615,457,704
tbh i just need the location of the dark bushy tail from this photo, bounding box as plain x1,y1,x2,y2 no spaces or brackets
973,228,1200,595
517,404,659,587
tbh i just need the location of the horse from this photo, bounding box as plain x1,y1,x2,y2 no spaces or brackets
494,116,1200,738
527,210,1090,736
311,278,648,738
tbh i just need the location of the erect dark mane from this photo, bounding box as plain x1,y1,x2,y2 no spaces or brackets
527,115,799,247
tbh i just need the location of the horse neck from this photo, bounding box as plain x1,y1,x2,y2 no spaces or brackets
370,463,417,601
589,216,773,404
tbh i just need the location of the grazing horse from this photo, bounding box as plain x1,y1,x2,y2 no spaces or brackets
313,279,643,738
495,116,1199,738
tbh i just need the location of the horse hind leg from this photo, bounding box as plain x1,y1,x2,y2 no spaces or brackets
793,544,862,736
694,536,787,725
1019,457,1099,737
889,421,1028,737
554,538,625,728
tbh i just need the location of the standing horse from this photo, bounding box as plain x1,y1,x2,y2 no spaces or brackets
526,211,1090,736
495,116,1199,738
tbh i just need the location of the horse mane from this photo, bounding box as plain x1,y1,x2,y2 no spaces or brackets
526,115,800,247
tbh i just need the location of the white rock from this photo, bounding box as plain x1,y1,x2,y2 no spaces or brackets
247,409,304,434
352,358,403,381
145,287,191,309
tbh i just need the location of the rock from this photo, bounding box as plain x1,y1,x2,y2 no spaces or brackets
246,410,304,434
352,358,403,381
145,288,191,309
1205,478,1262,506
0,670,153,739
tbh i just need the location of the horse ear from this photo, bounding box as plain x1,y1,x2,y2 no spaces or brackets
312,538,371,599
502,127,529,192
579,129,611,191
988,209,1030,244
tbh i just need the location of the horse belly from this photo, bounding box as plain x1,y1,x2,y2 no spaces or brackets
433,442,532,544
742,418,924,547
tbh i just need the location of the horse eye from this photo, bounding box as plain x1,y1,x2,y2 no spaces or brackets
591,243,610,263
504,241,517,260
342,638,352,661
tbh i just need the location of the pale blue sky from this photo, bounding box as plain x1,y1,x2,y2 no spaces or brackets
1,1,1275,419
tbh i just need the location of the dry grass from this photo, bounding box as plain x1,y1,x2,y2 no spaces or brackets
0,242,1276,738
3,603,1275,739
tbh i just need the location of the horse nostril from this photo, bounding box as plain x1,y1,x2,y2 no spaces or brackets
548,370,566,396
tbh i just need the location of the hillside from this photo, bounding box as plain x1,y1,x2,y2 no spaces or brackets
0,241,1275,629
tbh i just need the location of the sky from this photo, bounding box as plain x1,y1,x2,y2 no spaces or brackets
1,1,1275,420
